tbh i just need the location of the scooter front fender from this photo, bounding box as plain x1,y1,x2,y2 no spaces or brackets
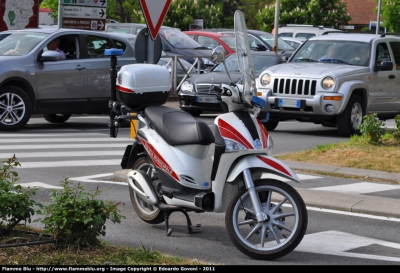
226,154,300,183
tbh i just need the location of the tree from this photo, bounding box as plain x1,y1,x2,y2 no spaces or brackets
379,0,400,32
163,0,223,30
240,0,273,30
256,0,351,32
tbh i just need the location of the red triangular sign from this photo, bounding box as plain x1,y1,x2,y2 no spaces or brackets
139,0,172,40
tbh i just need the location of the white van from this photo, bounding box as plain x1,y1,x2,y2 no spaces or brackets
272,24,344,41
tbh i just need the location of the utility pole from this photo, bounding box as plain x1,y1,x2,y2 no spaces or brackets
272,0,280,52
376,0,382,34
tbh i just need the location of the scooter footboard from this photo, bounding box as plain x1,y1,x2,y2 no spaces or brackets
226,154,300,183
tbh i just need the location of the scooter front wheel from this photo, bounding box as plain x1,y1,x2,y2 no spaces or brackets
129,156,165,224
225,179,307,260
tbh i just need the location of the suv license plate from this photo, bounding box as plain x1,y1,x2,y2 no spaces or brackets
279,99,300,108
197,97,220,103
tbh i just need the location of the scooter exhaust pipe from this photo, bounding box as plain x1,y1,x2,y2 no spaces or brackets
127,170,158,205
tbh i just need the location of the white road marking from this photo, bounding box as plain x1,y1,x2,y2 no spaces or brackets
0,138,132,143
0,133,108,137
296,230,400,262
16,160,121,168
16,182,63,189
311,182,400,194
261,173,322,181
69,173,126,185
0,151,125,159
0,144,128,150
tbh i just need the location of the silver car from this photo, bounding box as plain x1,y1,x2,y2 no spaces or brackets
0,28,139,131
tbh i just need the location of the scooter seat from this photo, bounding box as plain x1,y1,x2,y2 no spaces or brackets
144,106,214,146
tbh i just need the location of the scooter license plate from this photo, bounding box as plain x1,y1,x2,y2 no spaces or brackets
278,99,300,108
196,96,220,103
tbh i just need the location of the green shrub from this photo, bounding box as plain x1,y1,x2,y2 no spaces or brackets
359,113,386,143
0,155,39,235
36,179,125,249
394,114,400,139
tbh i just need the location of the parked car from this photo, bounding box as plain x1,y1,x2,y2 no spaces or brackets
105,23,214,71
257,32,400,136
272,24,344,41
280,37,304,49
202,28,295,54
179,51,291,116
184,30,236,56
0,28,143,131
109,32,197,86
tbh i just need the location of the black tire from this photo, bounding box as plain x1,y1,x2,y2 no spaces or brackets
225,179,308,260
0,86,32,131
336,94,364,137
129,156,165,224
42,113,71,123
321,121,337,127
262,119,279,131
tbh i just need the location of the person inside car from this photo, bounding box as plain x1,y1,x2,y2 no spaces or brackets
318,44,340,62
350,46,369,65
46,38,66,59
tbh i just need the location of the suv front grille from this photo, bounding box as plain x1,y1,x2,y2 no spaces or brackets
195,84,215,94
273,78,317,96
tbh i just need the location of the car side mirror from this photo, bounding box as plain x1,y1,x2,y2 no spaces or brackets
375,61,393,72
211,46,225,64
39,50,62,62
254,44,267,51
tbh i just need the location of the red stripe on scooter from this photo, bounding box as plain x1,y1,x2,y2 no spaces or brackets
256,119,268,149
138,137,180,182
117,85,136,93
218,119,253,149
257,156,292,177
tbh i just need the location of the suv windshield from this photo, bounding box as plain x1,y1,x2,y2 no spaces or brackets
291,40,370,66
161,29,203,49
0,32,48,56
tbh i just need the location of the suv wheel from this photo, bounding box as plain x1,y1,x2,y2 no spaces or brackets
262,119,279,131
42,114,71,123
336,94,364,137
0,86,32,131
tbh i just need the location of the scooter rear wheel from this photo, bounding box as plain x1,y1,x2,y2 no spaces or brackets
129,156,165,224
225,179,308,260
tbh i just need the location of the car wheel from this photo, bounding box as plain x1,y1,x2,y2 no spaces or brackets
42,114,71,123
262,119,279,131
336,94,364,137
0,86,32,131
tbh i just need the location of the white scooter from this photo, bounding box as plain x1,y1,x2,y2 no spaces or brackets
110,11,307,260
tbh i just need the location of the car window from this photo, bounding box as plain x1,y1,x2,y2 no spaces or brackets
161,29,202,49
50,34,79,59
198,35,219,50
112,38,127,51
258,33,294,51
106,26,132,34
219,36,236,51
84,35,113,58
0,32,48,56
278,33,293,37
375,42,391,64
295,33,316,39
389,42,400,70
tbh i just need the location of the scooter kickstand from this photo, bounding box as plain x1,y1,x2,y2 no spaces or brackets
180,210,202,234
164,212,173,236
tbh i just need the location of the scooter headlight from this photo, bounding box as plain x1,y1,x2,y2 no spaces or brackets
224,139,247,152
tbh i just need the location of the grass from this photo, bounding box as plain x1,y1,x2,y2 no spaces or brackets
0,227,212,265
276,134,400,175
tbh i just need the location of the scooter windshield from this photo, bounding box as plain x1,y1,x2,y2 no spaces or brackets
234,10,257,106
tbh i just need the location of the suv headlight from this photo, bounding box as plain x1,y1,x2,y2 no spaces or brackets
181,81,194,92
322,76,335,90
260,73,271,86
